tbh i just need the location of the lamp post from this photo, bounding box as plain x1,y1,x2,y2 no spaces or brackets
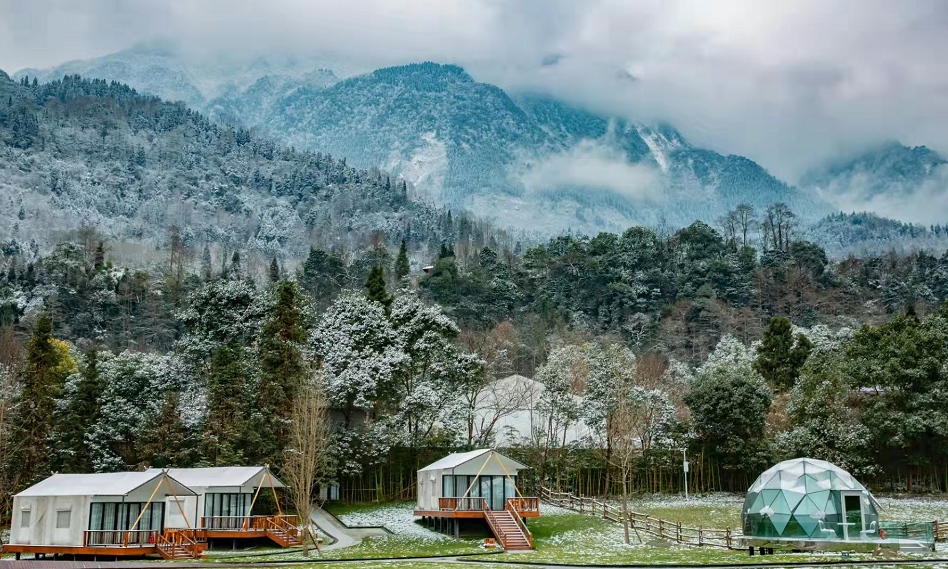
682,449,689,500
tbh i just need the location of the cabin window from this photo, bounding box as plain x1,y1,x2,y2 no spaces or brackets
89,502,165,533
20,510,30,528
56,510,71,529
204,493,252,518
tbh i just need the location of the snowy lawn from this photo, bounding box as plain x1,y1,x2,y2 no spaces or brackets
211,496,948,565
215,502,487,562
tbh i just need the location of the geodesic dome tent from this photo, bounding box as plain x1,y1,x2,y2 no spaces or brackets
743,458,881,541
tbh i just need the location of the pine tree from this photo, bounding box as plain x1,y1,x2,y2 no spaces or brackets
230,251,241,279
202,342,248,465
365,266,393,312
50,349,104,473
395,239,410,281
755,317,812,390
93,242,105,272
141,391,196,468
269,257,280,283
252,282,308,466
4,314,71,487
201,245,213,280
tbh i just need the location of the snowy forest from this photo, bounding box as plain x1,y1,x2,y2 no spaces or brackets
2,69,948,523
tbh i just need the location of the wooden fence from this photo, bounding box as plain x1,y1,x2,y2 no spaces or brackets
541,487,948,547
540,487,738,549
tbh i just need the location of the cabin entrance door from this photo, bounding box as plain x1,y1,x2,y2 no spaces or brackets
840,491,865,540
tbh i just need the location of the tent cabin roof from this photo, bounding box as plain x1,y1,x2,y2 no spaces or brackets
419,449,529,473
145,466,285,489
15,471,196,498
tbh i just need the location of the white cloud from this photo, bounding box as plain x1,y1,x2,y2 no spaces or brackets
817,164,948,225
2,0,948,183
518,140,661,200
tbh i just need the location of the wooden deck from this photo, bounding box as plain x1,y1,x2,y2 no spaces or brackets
2,516,300,559
414,497,539,550
413,497,540,518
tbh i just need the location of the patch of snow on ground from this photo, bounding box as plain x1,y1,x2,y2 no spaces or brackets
338,503,448,540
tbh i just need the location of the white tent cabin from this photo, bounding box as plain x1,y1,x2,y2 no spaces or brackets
414,449,539,550
146,466,300,548
3,470,198,559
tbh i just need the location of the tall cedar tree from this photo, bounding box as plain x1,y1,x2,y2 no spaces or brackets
254,282,308,468
395,239,410,281
5,315,66,488
202,342,249,465
141,391,197,468
365,266,393,312
51,349,103,472
269,258,281,283
755,317,813,390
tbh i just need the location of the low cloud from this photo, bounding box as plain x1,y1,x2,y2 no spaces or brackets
817,164,948,225
518,140,661,200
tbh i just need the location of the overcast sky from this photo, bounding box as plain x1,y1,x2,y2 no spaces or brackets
2,0,948,180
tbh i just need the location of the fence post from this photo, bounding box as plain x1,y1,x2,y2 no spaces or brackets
726,528,731,549
677,522,682,543
659,519,664,539
698,528,703,546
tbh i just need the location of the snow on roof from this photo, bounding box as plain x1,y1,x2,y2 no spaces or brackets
419,449,528,472
16,471,195,497
148,466,285,489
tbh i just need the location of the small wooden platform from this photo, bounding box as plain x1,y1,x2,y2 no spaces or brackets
414,497,539,550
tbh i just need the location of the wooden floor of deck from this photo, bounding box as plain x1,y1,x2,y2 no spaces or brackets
412,509,539,519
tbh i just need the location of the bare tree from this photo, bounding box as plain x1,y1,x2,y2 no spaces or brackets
761,203,796,252
734,204,757,248
284,369,334,557
610,382,640,545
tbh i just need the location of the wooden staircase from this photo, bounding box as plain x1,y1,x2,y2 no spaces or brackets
266,515,302,547
155,530,201,560
485,509,532,550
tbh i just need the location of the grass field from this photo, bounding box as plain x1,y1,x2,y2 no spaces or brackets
203,493,948,567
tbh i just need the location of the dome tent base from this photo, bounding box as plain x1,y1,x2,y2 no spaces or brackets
742,536,934,554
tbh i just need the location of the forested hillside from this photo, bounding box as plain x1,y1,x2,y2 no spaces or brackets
2,66,948,522
0,71,519,269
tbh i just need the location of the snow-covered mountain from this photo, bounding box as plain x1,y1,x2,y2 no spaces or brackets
13,41,362,111
19,50,830,235
212,62,829,233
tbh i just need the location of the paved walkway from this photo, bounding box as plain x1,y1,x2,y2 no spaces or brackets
309,506,389,551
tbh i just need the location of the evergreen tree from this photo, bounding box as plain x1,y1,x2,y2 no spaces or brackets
365,266,393,312
395,239,410,281
50,349,103,472
252,282,308,467
230,251,241,279
140,391,196,468
269,257,280,283
4,314,72,487
93,242,105,272
201,245,213,280
202,342,248,465
755,317,813,390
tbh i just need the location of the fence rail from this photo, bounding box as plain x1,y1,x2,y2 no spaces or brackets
540,487,736,549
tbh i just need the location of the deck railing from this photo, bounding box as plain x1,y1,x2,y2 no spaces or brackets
201,515,271,530
507,497,540,514
83,529,158,547
506,499,534,548
439,497,487,511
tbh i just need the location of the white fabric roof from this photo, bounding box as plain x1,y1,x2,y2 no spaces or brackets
147,466,285,489
419,449,528,472
16,471,196,497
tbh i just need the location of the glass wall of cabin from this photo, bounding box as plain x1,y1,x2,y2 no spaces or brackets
442,474,518,510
